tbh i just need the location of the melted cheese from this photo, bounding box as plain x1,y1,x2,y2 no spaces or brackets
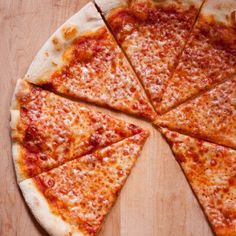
160,14,236,113
161,128,236,236
12,81,144,179
33,132,148,235
106,1,201,113
45,27,155,120
156,77,236,149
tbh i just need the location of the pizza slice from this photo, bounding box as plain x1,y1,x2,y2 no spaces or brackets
155,76,236,149
19,131,148,236
95,0,204,113
24,2,156,120
160,128,236,236
11,80,147,181
159,0,236,113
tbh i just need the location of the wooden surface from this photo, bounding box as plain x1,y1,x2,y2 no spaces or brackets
0,1,214,235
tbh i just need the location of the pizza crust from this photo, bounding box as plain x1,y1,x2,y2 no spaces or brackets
10,80,28,182
200,0,236,25
95,0,127,15
11,79,30,110
96,0,203,16
10,79,22,138
146,0,203,8
10,80,44,183
10,102,26,182
10,93,26,183
10,110,20,131
19,178,85,236
9,1,235,235
24,2,104,85
11,142,27,183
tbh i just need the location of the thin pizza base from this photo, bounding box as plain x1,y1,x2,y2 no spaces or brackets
19,132,149,236
9,1,236,236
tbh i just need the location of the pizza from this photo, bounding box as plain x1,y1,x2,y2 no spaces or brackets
19,131,148,236
155,76,236,149
9,1,236,236
11,80,146,181
159,0,236,113
160,128,236,236
24,2,156,120
95,0,204,113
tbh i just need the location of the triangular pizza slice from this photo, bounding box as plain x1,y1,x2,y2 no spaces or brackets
155,76,236,149
96,0,204,113
24,2,155,120
11,80,147,181
19,131,148,236
160,128,236,236
159,0,236,113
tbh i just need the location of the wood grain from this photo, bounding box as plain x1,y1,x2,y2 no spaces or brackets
0,0,213,235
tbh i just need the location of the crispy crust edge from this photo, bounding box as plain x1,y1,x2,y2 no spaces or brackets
200,0,236,26
95,0,127,15
95,0,203,16
24,2,104,85
18,131,149,236
10,80,32,182
12,142,27,183
19,178,85,236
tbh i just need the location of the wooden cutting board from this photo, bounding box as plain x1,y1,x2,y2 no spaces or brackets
0,1,214,235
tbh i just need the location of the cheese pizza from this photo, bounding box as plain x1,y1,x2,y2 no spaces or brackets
160,128,236,236
155,76,236,149
159,0,236,113
96,0,204,113
11,80,146,181
9,0,236,235
24,2,155,120
19,132,148,236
